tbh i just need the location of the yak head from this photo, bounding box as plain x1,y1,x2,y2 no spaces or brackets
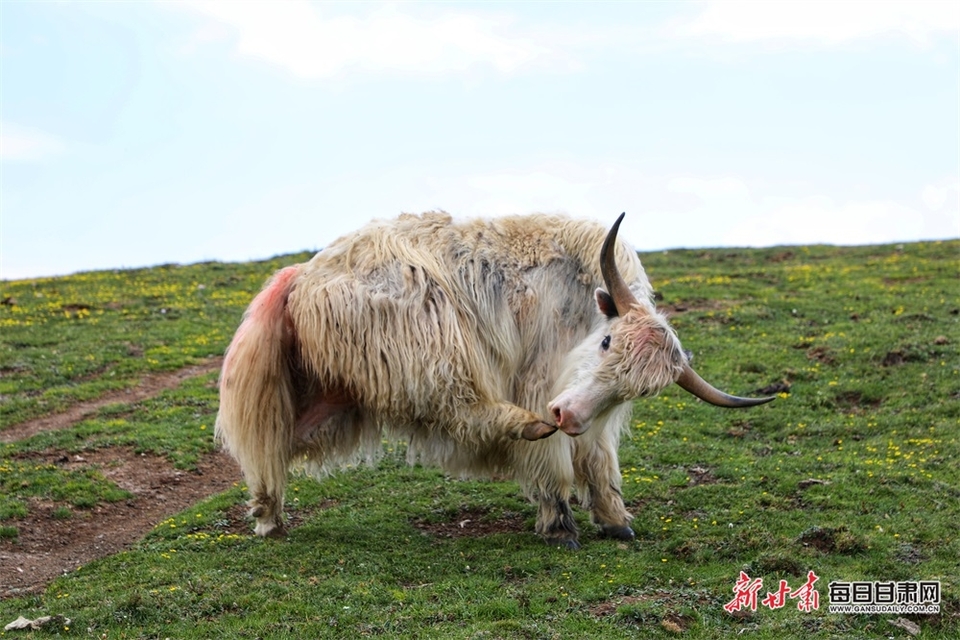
548,213,774,437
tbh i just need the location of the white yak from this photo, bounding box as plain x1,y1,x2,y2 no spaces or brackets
215,212,772,548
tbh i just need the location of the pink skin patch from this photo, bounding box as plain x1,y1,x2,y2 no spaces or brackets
295,387,357,443
249,266,299,324
221,266,300,384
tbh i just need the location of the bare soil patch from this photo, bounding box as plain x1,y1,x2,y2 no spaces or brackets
0,358,244,599
589,594,646,617
1,448,240,598
412,507,527,539
0,357,223,444
660,298,735,316
686,465,719,487
806,346,837,366
796,525,865,555
590,590,712,628
832,390,882,413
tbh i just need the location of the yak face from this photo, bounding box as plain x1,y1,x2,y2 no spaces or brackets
548,296,685,436
547,213,776,438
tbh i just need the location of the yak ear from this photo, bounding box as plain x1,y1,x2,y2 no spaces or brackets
595,288,618,318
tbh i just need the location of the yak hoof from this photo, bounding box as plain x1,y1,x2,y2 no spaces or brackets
521,421,558,441
264,525,288,539
254,521,287,538
546,537,581,551
600,525,636,541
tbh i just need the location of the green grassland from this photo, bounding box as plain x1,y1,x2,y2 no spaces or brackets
0,240,957,638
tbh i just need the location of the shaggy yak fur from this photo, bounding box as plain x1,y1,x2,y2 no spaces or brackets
216,212,770,548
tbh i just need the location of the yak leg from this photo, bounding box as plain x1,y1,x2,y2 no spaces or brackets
474,402,557,442
220,366,294,539
573,431,635,541
216,265,300,538
439,401,578,547
457,401,578,547
250,478,287,538
517,415,580,549
536,491,580,550
242,426,292,538
510,435,580,549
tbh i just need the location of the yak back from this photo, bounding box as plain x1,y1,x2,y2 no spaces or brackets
286,211,651,430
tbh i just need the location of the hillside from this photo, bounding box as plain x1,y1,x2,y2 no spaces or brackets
1,240,957,639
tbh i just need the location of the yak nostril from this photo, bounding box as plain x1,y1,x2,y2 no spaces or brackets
552,406,562,424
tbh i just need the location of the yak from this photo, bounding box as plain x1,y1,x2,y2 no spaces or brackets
215,212,773,548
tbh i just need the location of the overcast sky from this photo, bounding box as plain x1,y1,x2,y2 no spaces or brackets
2,1,958,280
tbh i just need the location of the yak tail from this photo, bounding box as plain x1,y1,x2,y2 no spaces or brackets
215,265,300,536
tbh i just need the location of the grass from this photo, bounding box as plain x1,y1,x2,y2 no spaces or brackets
0,240,957,638
0,253,313,428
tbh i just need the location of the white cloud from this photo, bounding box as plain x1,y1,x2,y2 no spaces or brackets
673,0,960,47
667,176,752,201
661,174,955,246
456,170,598,217
0,122,65,162
921,179,960,212
396,167,957,250
171,1,564,79
724,198,930,246
165,1,959,81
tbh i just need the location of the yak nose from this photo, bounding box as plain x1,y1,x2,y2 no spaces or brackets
548,402,588,437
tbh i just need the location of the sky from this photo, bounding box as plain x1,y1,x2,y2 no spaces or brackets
1,1,958,280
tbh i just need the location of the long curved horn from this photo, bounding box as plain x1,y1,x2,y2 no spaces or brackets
676,365,776,408
600,212,641,315
602,213,773,408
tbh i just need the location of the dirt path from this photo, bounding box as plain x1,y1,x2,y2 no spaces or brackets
0,358,245,599
0,358,224,444
0,449,240,598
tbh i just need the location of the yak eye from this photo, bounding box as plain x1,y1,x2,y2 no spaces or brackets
601,335,611,351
